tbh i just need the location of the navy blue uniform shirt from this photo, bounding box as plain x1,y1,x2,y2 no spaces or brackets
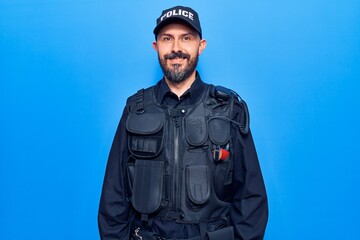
98,74,268,239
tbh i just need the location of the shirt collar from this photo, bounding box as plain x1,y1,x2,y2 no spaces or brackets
155,72,205,106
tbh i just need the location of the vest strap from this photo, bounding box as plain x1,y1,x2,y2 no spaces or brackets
136,89,145,114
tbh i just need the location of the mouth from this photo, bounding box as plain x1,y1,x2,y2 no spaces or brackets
169,57,187,63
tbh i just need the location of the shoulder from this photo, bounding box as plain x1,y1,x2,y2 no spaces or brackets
126,85,156,108
208,85,250,134
124,86,153,115
208,84,246,106
126,79,164,106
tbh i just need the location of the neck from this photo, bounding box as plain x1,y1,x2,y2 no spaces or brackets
165,71,197,98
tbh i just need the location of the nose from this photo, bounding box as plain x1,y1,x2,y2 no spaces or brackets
172,39,181,52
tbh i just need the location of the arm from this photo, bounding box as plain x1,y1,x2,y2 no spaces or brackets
98,108,132,240
230,101,268,240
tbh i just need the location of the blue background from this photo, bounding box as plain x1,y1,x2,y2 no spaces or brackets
1,0,359,239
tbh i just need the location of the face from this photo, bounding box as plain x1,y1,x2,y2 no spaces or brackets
153,23,206,84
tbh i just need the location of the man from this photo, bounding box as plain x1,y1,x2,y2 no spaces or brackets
98,6,268,240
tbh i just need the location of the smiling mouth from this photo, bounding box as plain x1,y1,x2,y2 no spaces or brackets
164,51,190,61
167,57,187,66
169,57,186,62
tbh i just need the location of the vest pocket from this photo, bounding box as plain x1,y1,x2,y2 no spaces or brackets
126,112,165,158
132,160,164,214
208,118,230,146
214,160,233,202
185,117,208,147
185,165,210,209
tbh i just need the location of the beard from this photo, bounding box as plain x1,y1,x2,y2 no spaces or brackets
158,51,199,84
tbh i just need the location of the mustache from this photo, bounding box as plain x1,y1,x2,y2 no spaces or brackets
164,51,190,60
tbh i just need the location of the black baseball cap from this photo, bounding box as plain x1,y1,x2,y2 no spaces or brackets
153,6,202,39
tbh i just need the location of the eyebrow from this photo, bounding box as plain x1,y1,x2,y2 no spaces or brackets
160,32,195,38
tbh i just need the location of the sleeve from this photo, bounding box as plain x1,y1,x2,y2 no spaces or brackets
230,100,268,240
98,107,132,240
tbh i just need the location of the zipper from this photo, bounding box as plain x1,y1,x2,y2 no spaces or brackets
173,116,180,212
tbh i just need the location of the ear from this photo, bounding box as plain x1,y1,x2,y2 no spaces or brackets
198,39,207,56
152,41,159,52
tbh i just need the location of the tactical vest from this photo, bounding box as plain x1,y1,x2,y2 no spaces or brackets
125,84,248,228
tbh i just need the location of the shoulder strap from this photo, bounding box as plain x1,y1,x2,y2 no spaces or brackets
135,89,145,114
126,86,156,114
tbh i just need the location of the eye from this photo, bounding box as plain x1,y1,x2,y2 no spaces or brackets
162,36,172,42
183,36,191,41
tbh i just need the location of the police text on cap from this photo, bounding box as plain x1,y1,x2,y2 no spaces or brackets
160,9,194,22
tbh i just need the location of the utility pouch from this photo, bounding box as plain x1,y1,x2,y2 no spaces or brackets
185,117,208,146
126,112,165,158
213,160,233,202
186,165,210,209
132,160,164,214
208,117,230,146
207,226,234,240
208,117,232,201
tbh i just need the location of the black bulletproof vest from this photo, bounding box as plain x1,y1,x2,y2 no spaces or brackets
125,84,238,223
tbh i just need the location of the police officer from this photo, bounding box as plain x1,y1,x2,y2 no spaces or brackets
98,6,268,240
